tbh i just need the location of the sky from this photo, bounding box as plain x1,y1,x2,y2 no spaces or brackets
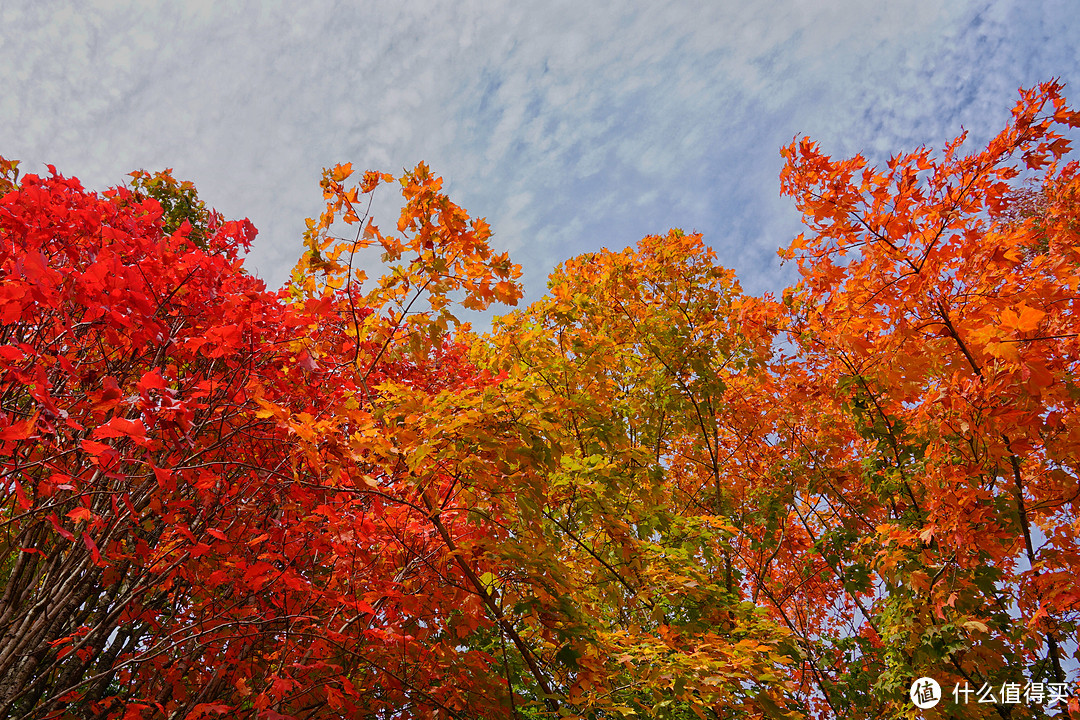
2,0,1078,321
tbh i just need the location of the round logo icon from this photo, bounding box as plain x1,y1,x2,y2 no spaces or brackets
910,677,941,709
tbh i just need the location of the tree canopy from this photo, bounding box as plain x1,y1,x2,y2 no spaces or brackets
2,81,1079,719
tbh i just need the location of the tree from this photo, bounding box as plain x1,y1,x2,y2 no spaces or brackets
0,160,522,719
477,230,799,719
0,161,299,718
768,79,1080,717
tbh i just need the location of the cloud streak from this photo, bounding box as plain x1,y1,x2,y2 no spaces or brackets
2,0,1076,311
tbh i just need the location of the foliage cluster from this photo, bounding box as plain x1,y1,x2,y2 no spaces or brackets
2,82,1079,719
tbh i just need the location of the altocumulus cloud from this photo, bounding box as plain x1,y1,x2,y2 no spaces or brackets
1,0,1077,310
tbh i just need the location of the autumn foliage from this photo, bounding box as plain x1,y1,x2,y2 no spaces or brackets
2,81,1079,719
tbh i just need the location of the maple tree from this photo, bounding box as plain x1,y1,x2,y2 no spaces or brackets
765,80,1080,717
475,230,798,719
2,80,1079,720
0,159,523,719
0,161,333,719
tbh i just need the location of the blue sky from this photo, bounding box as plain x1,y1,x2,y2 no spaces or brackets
2,0,1077,318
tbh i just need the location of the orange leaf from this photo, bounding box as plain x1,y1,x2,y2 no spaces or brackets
331,163,353,182
67,507,94,524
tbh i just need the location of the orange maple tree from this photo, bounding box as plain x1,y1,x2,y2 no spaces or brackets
765,79,1080,717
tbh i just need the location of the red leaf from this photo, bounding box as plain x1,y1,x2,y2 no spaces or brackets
136,369,168,393
81,532,103,565
91,377,124,412
122,703,151,720
48,513,75,541
153,466,174,491
0,417,36,440
92,416,147,440
296,349,319,371
48,473,76,491
81,439,113,457
201,324,242,357
188,542,212,558
0,345,25,362
12,478,30,510
325,685,344,710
